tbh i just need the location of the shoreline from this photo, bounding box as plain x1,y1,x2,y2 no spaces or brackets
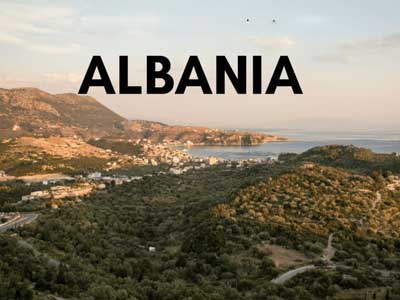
173,139,292,149
182,139,400,160
172,138,291,149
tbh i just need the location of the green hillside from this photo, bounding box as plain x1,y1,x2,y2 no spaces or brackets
1,146,399,299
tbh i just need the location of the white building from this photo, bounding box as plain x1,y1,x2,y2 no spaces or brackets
169,168,183,175
208,157,219,165
88,172,102,180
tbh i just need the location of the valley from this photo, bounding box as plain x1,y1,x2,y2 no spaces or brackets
1,145,400,300
0,87,399,300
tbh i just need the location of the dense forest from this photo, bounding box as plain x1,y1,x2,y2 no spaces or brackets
1,145,400,299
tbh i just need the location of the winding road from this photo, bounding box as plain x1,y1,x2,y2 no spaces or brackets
271,233,335,284
0,213,38,232
271,265,316,284
0,213,62,267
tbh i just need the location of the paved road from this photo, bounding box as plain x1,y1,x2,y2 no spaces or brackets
1,213,61,268
271,233,336,284
0,213,38,232
271,265,316,284
323,233,335,264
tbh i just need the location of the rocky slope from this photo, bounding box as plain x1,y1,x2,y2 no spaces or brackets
0,87,125,138
0,137,193,176
0,87,285,145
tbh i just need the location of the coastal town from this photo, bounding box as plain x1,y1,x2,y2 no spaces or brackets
0,144,278,230
3,154,276,203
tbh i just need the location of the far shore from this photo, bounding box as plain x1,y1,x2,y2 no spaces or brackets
175,138,293,148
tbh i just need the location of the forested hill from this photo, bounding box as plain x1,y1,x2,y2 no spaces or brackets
279,145,400,174
1,145,400,299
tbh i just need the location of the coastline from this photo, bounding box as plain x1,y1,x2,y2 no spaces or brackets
183,134,400,161
174,136,290,148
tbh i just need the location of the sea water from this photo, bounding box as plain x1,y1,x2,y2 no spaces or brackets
186,129,400,160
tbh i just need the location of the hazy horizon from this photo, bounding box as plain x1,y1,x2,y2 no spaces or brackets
1,0,400,131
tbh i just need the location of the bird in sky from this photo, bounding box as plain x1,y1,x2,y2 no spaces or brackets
246,18,277,24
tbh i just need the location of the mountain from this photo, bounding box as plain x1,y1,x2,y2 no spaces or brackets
0,87,285,145
126,120,286,145
0,87,125,138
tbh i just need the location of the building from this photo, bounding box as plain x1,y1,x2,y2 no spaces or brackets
97,183,106,190
51,184,93,199
208,156,219,165
88,172,102,180
170,168,183,175
21,184,94,201
21,190,51,201
113,179,123,185
302,162,315,169
266,155,278,162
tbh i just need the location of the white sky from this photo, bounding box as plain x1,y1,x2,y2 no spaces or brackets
1,0,399,130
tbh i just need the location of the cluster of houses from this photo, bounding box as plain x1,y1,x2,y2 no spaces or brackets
138,141,193,166
21,183,94,202
167,156,278,175
98,139,194,170
18,159,218,204
13,151,280,206
168,156,220,175
19,172,149,204
85,171,144,186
